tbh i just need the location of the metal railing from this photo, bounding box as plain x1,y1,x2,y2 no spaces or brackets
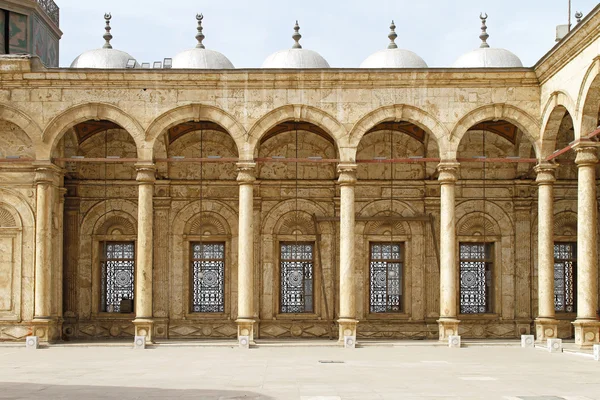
36,0,60,26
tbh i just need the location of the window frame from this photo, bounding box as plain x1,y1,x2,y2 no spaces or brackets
368,241,405,314
276,239,318,317
553,241,577,314
189,241,226,314
183,235,231,320
458,241,495,316
97,239,137,316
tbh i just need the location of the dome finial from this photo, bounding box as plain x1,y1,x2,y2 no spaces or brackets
479,13,490,48
388,20,398,49
103,13,113,49
575,11,583,24
195,14,205,49
292,20,302,49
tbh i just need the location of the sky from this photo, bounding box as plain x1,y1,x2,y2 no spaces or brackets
56,0,600,68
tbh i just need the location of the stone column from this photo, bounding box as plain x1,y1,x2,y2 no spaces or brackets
337,163,358,344
534,163,559,342
437,162,460,341
572,141,600,348
236,162,256,343
32,163,61,342
132,163,156,342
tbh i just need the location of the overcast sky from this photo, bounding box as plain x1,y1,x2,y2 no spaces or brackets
57,0,599,68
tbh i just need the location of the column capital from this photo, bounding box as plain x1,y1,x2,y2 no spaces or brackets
33,161,63,184
437,161,459,184
534,163,558,185
337,163,357,186
135,163,156,183
236,162,256,183
573,140,600,167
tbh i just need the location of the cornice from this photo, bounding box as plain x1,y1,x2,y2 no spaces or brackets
534,4,600,84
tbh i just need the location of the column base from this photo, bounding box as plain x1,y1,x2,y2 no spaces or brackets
437,318,460,342
236,318,255,345
31,319,60,343
534,318,558,343
573,319,600,349
132,318,154,344
337,318,358,345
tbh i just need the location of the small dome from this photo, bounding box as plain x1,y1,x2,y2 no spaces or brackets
70,14,137,69
172,14,234,69
452,13,523,68
262,21,330,69
71,48,137,69
360,21,427,68
452,47,523,68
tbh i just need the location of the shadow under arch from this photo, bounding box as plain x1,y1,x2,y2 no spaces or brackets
42,103,146,160
146,104,246,160
449,104,541,159
348,104,449,159
247,105,346,160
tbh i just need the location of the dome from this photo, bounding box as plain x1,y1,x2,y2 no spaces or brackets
172,14,234,69
452,14,523,68
71,48,137,69
452,47,523,68
262,22,330,69
70,14,137,69
360,21,427,68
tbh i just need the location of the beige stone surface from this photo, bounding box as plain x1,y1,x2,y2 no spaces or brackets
0,7,600,344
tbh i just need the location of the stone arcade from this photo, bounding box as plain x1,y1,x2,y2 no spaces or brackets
0,0,600,348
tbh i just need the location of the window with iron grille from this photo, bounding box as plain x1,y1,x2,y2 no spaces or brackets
554,242,576,313
459,243,493,314
191,242,225,313
101,242,135,312
369,243,403,313
280,242,314,313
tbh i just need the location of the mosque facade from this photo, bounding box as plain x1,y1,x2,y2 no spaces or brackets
0,0,600,348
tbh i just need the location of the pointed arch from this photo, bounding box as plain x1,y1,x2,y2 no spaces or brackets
449,104,541,159
348,104,449,157
146,104,246,159
42,103,146,160
540,91,577,158
247,105,346,160
576,57,600,139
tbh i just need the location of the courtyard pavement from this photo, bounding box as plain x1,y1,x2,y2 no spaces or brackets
0,343,598,399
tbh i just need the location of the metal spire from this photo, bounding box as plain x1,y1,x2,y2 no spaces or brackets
387,20,398,49
479,13,490,48
196,14,205,49
292,21,302,49
103,13,113,49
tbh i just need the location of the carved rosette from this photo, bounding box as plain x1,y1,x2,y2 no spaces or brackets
236,162,256,184
337,163,357,186
534,163,558,185
573,141,600,167
437,162,459,184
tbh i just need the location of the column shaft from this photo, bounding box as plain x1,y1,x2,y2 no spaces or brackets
34,171,53,319
437,162,460,341
534,164,558,342
236,162,256,343
337,163,358,344
573,141,600,348
133,163,156,342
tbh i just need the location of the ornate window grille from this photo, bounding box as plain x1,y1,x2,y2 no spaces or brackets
191,242,225,313
554,242,576,313
101,242,135,312
459,243,493,314
280,242,314,313
369,243,403,313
